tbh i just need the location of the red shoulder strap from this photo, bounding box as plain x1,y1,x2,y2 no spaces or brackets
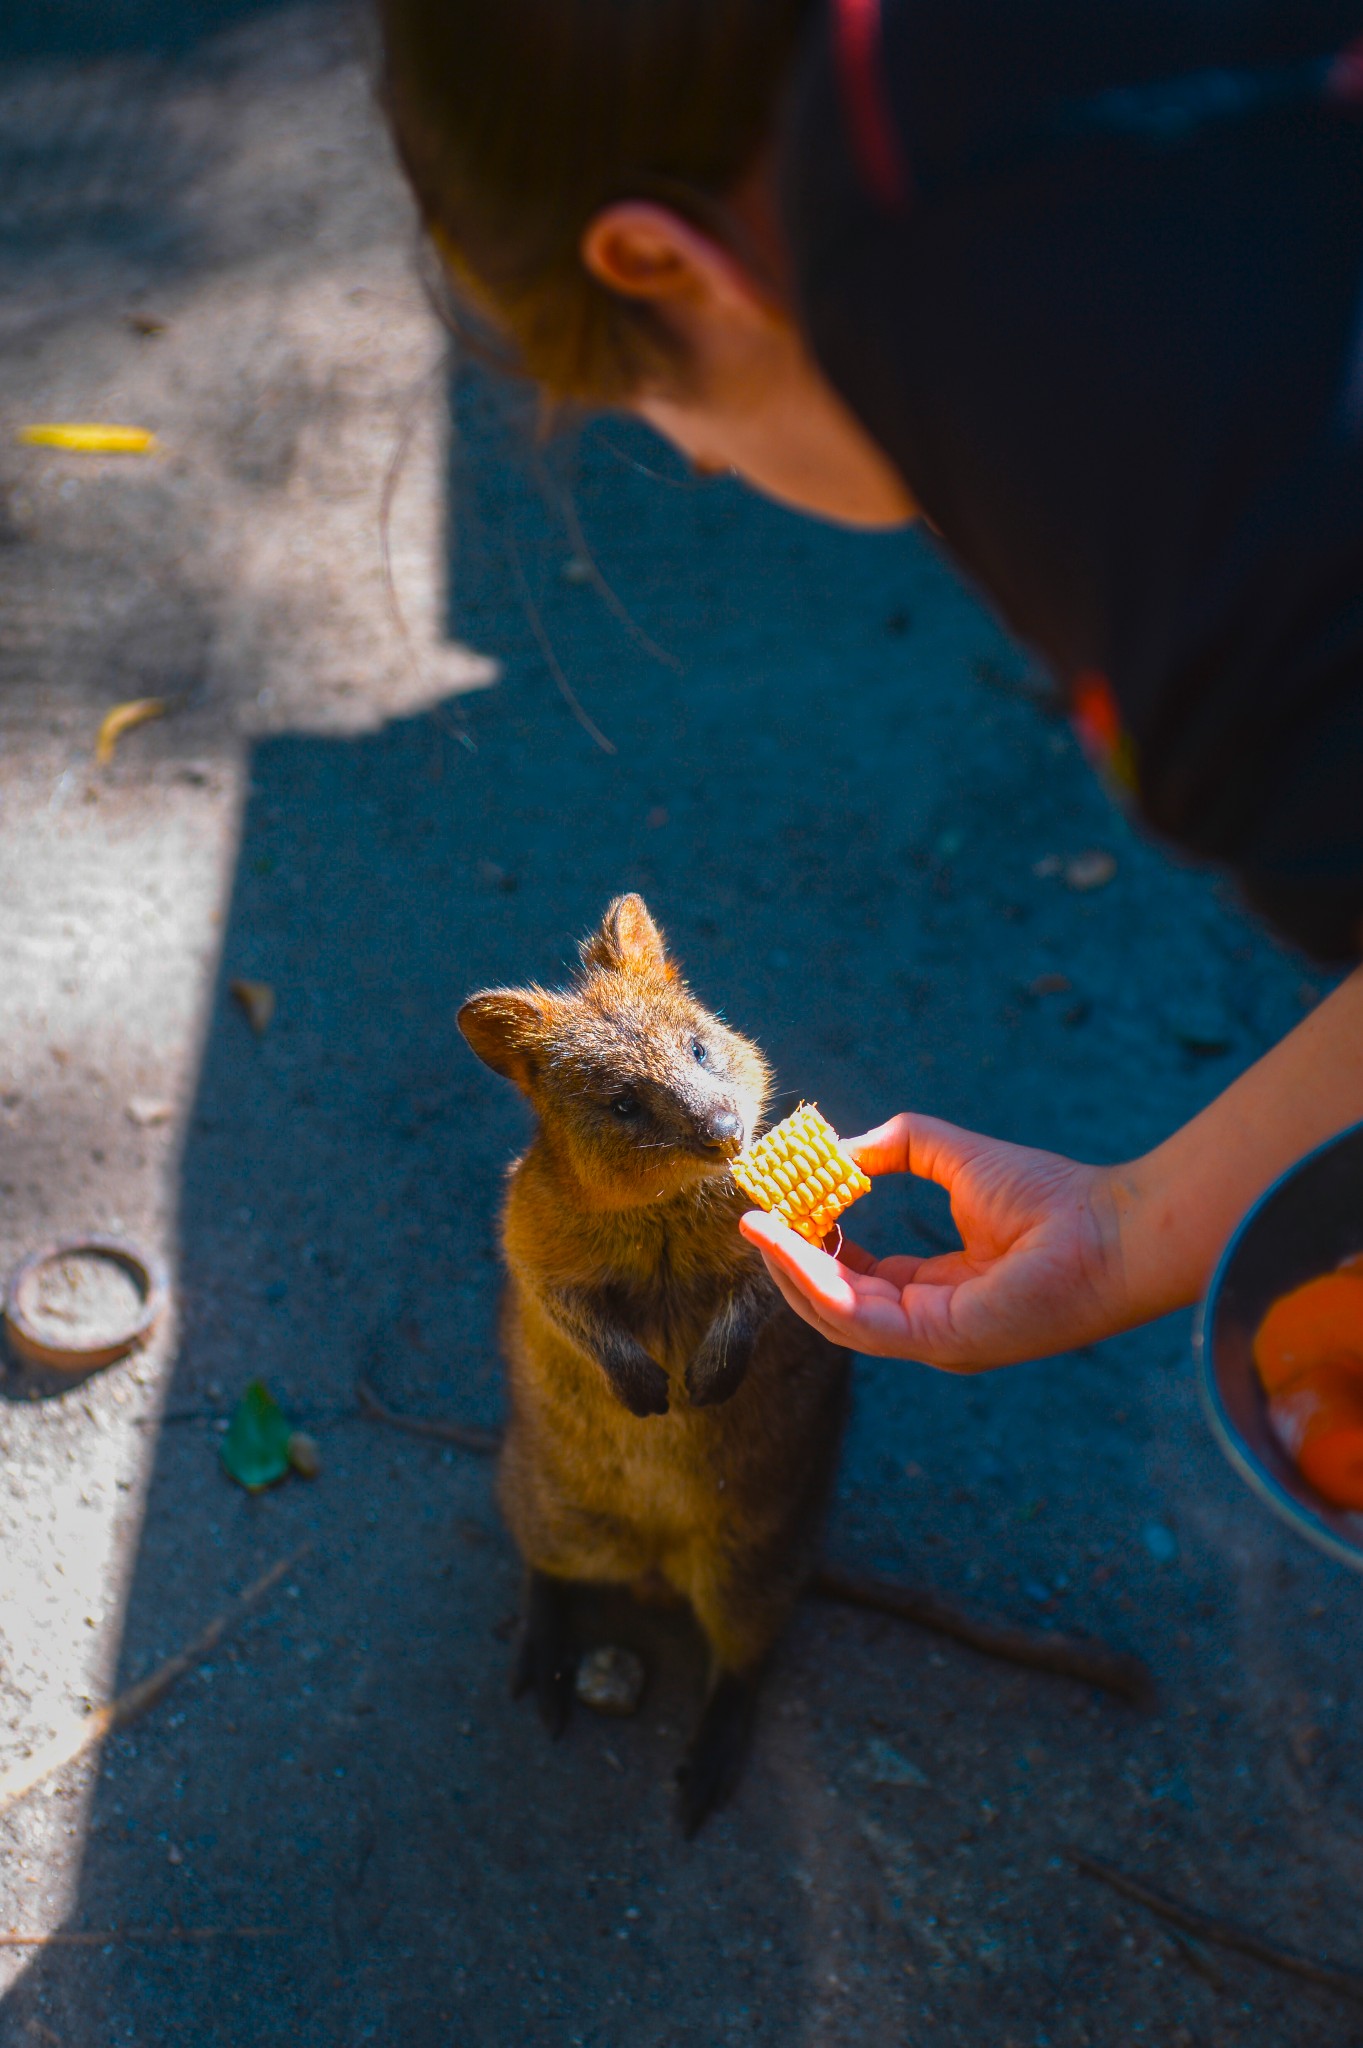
831,0,913,210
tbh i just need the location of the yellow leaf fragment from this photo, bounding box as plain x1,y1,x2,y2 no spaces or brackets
230,980,276,1035
18,423,159,454
95,697,167,767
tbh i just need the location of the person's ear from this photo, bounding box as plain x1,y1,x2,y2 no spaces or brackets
581,202,767,321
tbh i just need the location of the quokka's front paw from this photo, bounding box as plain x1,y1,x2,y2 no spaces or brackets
598,1340,671,1418
686,1313,755,1408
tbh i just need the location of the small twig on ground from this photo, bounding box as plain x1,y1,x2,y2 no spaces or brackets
1069,1848,1363,2006
1167,1928,1226,1992
352,1384,1146,1703
529,439,683,674
0,1927,282,1949
378,355,473,750
355,1378,501,1456
502,513,617,755
353,1389,1149,1701
0,1547,307,1818
811,1565,1152,1704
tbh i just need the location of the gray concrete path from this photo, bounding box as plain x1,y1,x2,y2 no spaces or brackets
1,9,1360,2045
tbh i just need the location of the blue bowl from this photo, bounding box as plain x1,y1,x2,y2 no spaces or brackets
1197,1119,1363,1573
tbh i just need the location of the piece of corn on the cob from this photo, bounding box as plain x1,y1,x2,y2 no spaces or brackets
731,1103,871,1245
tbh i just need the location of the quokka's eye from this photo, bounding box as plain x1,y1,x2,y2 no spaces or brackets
612,1094,640,1120
691,1040,708,1065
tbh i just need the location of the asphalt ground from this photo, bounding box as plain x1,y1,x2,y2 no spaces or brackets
1,7,1360,2045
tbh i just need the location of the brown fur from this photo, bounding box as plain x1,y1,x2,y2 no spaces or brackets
459,895,850,1830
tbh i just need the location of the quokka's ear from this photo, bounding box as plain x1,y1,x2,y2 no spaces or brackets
579,893,674,978
457,988,549,1093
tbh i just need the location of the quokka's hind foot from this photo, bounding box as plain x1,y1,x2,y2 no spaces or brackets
510,1569,575,1738
674,1669,759,1839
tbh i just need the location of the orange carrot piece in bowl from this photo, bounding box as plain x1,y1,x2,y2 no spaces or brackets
1268,1361,1363,1511
1296,1429,1363,1511
1252,1272,1363,1394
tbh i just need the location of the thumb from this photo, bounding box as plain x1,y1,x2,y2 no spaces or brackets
846,1111,996,1189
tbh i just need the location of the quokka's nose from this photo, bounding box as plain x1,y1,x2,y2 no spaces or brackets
701,1107,744,1155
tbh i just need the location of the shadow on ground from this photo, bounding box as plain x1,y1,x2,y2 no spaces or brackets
6,365,1362,2046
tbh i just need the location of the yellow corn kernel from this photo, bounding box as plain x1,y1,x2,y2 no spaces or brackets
731,1103,871,1246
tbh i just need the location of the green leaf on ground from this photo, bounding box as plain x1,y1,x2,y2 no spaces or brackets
221,1378,293,1491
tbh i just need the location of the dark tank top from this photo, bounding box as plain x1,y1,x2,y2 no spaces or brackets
781,0,1363,958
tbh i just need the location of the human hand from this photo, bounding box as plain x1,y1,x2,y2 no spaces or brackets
744,967,1363,1368
738,1112,1134,1370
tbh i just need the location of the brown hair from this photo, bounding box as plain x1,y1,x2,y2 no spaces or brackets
377,0,810,402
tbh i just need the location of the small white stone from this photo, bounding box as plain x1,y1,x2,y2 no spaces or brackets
1064,849,1117,892
575,1646,645,1717
126,1097,173,1127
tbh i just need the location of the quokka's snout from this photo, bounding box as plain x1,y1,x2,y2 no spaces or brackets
694,1103,744,1156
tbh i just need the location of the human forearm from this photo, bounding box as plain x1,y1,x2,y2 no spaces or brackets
743,964,1363,1370
1113,964,1363,1323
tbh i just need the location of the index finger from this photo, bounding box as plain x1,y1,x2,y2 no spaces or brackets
738,1210,861,1313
